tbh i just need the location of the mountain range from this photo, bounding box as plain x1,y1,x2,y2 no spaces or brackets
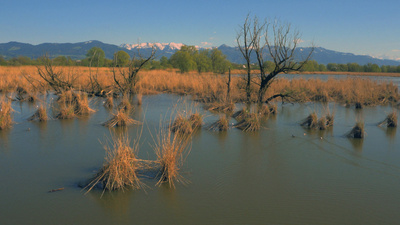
0,40,399,66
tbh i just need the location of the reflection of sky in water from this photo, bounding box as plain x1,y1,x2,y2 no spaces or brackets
0,94,399,225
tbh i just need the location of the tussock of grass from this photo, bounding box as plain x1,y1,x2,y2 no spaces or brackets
104,96,114,109
137,93,142,106
74,93,94,115
56,103,75,119
85,135,144,194
154,123,191,188
347,121,365,138
0,98,13,129
103,109,141,127
204,101,234,113
208,115,229,131
189,113,202,129
28,105,48,122
301,112,334,130
258,104,277,117
170,115,193,135
379,110,397,127
234,112,261,132
232,107,249,121
117,96,133,112
301,112,319,129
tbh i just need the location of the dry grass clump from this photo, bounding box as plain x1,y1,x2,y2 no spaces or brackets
104,96,114,109
154,123,192,188
136,93,142,106
208,115,229,131
301,112,334,130
189,113,203,129
258,104,277,117
203,101,235,113
379,110,397,127
301,112,319,129
55,91,94,117
85,135,144,193
0,98,13,129
170,115,194,135
28,105,48,122
234,112,261,132
232,107,249,121
117,96,133,113
56,103,75,119
346,121,365,138
74,92,94,115
103,108,141,127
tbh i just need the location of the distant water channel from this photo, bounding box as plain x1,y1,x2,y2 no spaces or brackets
1,93,399,225
282,73,400,88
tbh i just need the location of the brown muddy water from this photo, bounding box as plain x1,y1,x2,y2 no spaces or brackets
0,94,399,225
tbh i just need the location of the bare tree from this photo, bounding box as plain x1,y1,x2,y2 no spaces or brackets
35,54,76,93
236,14,255,103
112,46,156,95
238,15,314,104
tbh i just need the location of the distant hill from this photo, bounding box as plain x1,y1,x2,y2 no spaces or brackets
0,40,399,66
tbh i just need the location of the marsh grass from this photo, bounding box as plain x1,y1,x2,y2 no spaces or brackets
346,121,365,138
85,134,144,194
154,121,192,188
301,112,319,129
203,101,235,114
56,103,75,119
234,112,261,132
28,104,48,122
74,92,95,115
188,113,203,129
104,96,114,109
232,107,249,121
0,98,13,129
170,115,193,135
208,115,229,131
117,96,133,113
379,110,397,128
301,110,335,130
103,108,141,127
2,66,399,106
136,93,142,106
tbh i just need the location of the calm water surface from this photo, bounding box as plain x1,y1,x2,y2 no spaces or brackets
0,94,399,225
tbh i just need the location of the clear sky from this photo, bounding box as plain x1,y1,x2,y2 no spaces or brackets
1,0,399,60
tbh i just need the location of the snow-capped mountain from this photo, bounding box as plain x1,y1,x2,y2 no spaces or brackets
120,42,185,51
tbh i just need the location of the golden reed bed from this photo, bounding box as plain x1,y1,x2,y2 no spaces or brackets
0,66,398,105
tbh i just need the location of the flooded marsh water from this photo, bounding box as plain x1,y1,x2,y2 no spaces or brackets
1,94,400,225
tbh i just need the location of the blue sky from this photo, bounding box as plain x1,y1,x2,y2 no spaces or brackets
1,0,399,60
